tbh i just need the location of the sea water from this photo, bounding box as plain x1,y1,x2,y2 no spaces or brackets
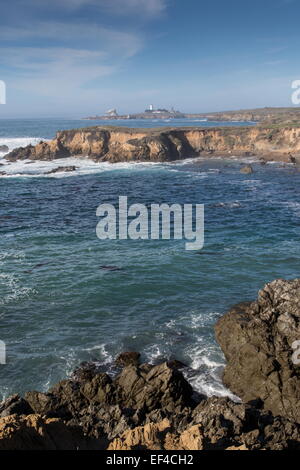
0,117,299,400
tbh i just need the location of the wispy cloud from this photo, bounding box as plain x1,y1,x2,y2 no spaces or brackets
1,47,116,105
0,18,144,96
265,59,286,66
20,0,167,17
265,46,288,54
0,22,142,58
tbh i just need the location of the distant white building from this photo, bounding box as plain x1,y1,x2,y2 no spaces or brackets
105,108,118,117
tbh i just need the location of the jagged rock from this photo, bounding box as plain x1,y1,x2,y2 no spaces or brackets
215,279,300,424
240,165,253,174
115,351,141,367
72,361,100,382
25,381,85,421
21,362,194,441
191,395,300,450
178,425,204,450
0,394,33,418
107,420,205,450
5,144,35,161
0,414,103,450
107,419,172,450
80,373,116,404
115,362,195,412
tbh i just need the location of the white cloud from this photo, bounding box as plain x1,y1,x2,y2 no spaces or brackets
0,0,166,115
0,19,143,101
0,22,142,59
1,47,114,98
21,0,167,17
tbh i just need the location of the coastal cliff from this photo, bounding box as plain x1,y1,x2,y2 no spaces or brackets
6,125,300,163
1,279,300,450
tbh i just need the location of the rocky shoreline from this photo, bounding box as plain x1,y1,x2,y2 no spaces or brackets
4,125,300,164
0,278,300,450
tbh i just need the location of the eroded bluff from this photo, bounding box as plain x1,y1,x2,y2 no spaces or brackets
6,126,300,163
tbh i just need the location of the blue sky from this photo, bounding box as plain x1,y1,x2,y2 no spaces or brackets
0,0,300,117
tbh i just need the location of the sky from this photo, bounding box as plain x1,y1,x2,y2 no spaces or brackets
0,0,300,117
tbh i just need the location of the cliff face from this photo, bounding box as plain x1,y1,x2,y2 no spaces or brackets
215,278,300,424
5,125,300,163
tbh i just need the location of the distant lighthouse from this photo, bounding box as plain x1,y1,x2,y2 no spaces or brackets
149,104,154,111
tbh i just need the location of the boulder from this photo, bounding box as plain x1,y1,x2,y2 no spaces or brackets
0,145,9,153
115,362,195,412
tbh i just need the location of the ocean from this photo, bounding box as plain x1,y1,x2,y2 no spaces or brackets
0,117,299,401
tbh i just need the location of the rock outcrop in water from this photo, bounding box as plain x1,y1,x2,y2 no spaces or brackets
44,165,77,175
5,125,300,163
1,278,300,450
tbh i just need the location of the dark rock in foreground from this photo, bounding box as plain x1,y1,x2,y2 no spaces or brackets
216,278,300,424
1,278,300,450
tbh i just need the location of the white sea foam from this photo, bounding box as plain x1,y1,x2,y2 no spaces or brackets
279,200,300,216
0,273,37,307
0,156,168,178
184,341,240,400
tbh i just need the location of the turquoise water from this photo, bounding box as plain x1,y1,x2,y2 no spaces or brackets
0,118,299,400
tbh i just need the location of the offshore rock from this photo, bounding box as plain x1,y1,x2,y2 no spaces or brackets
240,165,253,174
45,165,77,174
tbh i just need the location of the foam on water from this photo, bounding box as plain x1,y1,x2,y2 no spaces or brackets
0,156,168,178
0,268,37,307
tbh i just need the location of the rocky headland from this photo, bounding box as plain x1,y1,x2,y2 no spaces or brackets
86,106,300,125
0,278,300,450
5,125,300,164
